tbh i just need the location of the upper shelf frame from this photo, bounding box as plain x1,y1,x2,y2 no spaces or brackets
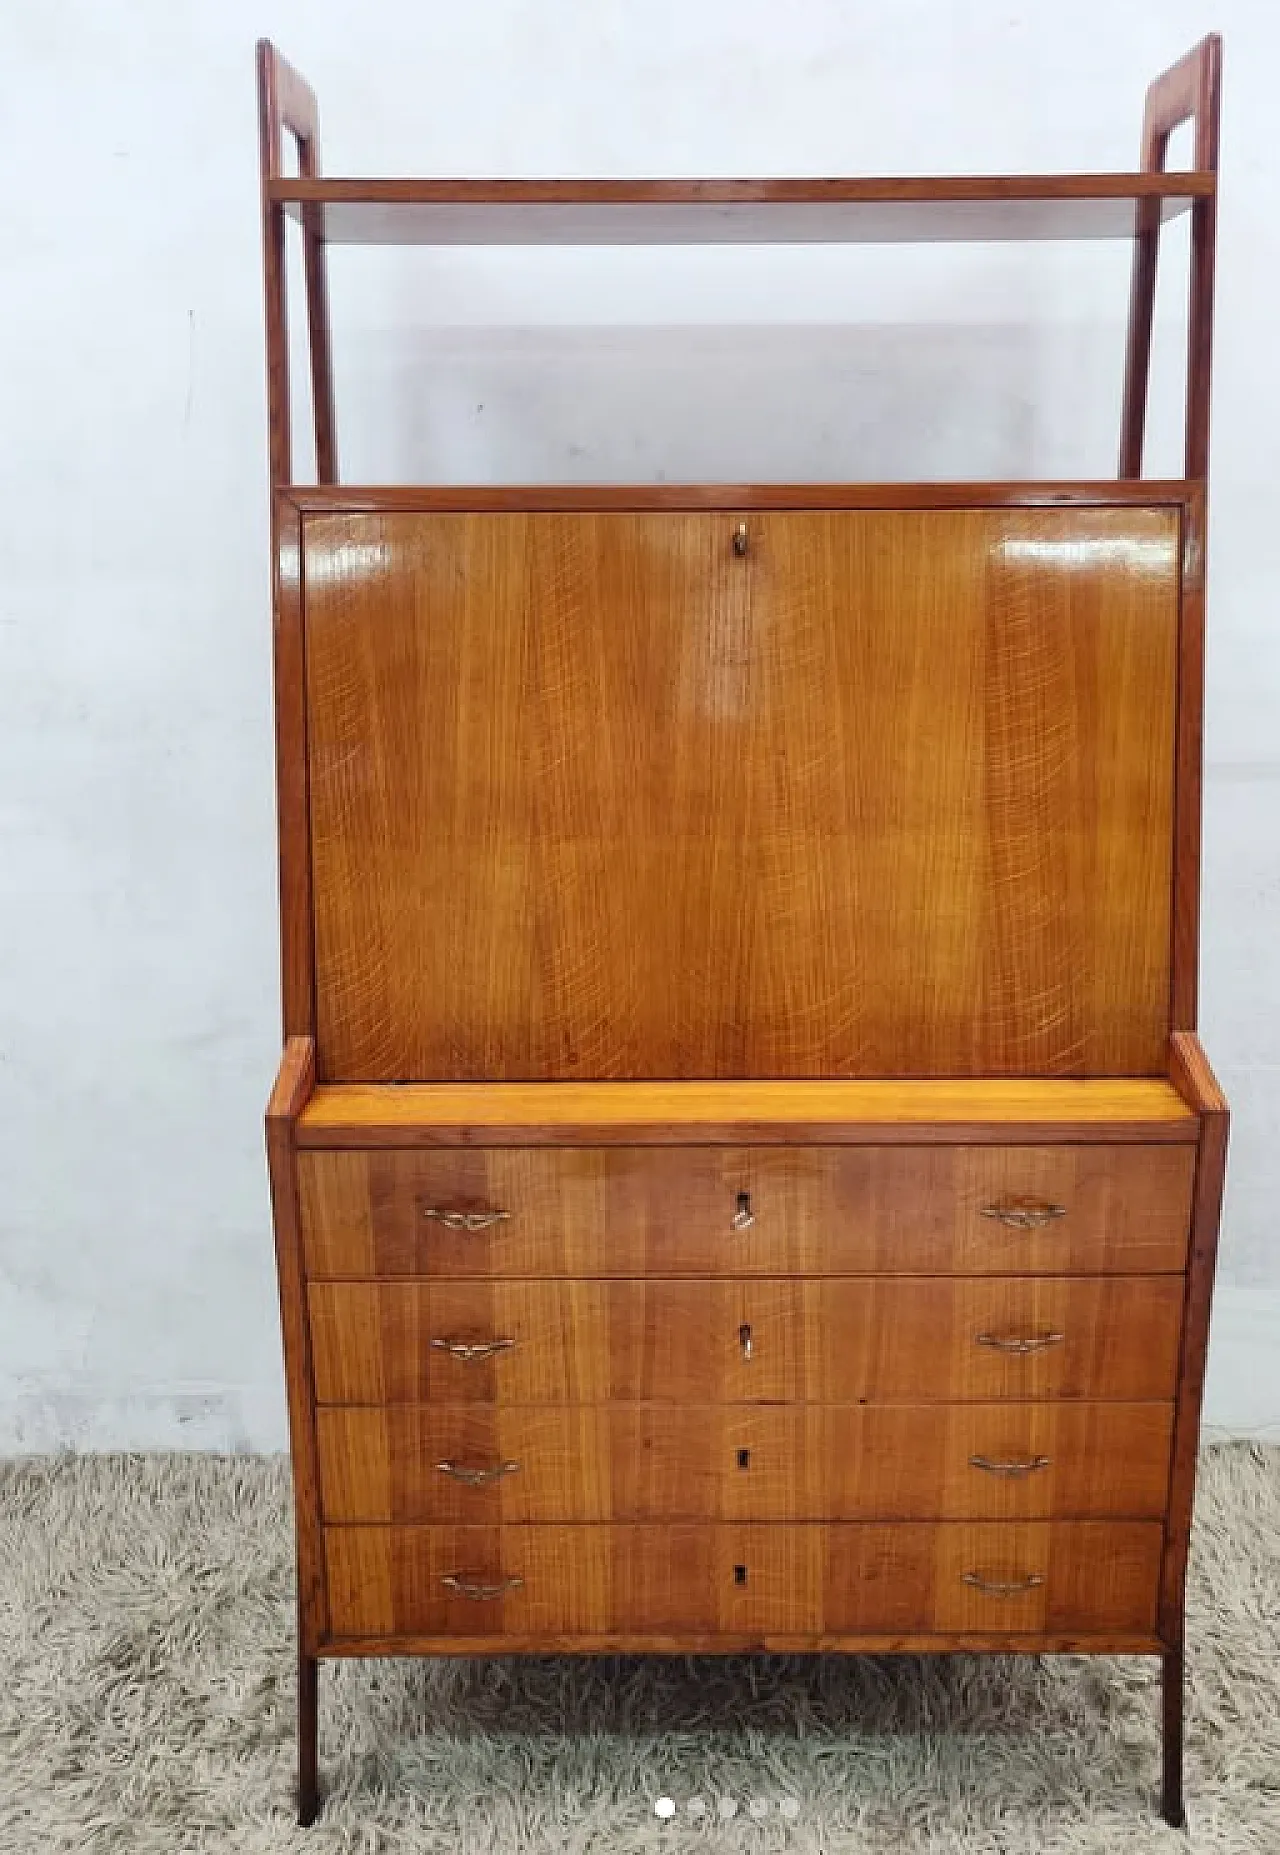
273,175,1211,247
257,34,1220,488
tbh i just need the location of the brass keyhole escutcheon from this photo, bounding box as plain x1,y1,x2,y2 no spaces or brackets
733,521,749,556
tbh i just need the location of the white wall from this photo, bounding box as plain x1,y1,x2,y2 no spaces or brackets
2,0,1278,1450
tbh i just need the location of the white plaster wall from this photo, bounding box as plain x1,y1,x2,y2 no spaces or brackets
1,0,1277,1450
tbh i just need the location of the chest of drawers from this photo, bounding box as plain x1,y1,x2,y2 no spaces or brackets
298,1127,1187,1650
258,31,1227,1832
269,1061,1225,1824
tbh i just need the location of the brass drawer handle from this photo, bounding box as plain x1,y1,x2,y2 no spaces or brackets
423,1208,511,1232
731,1191,755,1231
430,1336,516,1362
980,1200,1066,1230
975,1331,1065,1355
733,521,749,556
440,1573,524,1601
969,1453,1052,1478
739,1322,753,1361
436,1458,521,1486
962,1571,1045,1598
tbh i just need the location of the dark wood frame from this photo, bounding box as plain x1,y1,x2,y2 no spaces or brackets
1161,1031,1230,1829
284,479,1190,511
257,41,336,489
258,36,1227,1833
1121,35,1222,482
264,1034,323,1826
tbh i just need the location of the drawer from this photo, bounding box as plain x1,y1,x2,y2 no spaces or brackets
308,1275,1183,1404
297,1144,1193,1279
317,1401,1174,1523
324,1520,1163,1640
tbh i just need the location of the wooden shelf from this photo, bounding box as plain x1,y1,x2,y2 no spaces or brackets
275,173,1211,246
297,1078,1198,1148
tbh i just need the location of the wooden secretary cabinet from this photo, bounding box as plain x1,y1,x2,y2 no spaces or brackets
259,35,1228,1828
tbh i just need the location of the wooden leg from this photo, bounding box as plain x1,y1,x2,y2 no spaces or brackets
298,1650,319,1826
1162,1647,1185,1829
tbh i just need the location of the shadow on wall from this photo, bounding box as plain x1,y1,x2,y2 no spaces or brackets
325,322,1133,486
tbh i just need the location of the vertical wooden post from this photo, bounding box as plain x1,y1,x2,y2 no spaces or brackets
267,1038,325,1824
1161,1647,1185,1828
298,1650,320,1826
257,40,338,487
1163,1033,1230,1831
1119,36,1221,481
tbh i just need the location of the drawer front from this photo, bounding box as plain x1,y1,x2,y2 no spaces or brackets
317,1401,1174,1524
309,1275,1183,1405
299,1145,1193,1278
324,1520,1162,1640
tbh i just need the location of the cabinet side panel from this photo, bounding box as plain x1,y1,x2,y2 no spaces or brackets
273,498,314,1038
303,506,1177,1080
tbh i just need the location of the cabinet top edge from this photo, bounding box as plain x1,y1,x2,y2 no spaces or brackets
280,482,1200,516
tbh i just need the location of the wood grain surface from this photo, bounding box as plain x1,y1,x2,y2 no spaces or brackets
297,1076,1198,1147
264,1037,327,1653
303,507,1180,1082
1162,1033,1230,1639
316,1400,1173,1524
307,1275,1183,1406
324,1520,1163,1638
297,1144,1193,1278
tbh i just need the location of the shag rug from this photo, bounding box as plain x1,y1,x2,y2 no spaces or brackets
0,1447,1277,1853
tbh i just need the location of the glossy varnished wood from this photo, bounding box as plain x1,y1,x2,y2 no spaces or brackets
308,1275,1183,1406
271,496,314,1040
258,37,1228,1831
297,1144,1193,1278
297,1077,1197,1147
266,1039,325,1643
1173,486,1208,1029
304,506,1180,1081
1163,1035,1229,1640
287,481,1196,514
316,1401,1173,1524
274,174,1208,248
323,1521,1163,1640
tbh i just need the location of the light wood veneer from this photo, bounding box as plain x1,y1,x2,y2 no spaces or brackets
325,1521,1164,1640
304,507,1178,1084
298,1076,1198,1146
297,1145,1193,1278
317,1402,1174,1524
308,1276,1183,1406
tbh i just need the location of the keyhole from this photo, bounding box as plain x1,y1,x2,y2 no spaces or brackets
737,1448,751,1469
739,1323,753,1360
732,1191,755,1232
734,1564,748,1585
